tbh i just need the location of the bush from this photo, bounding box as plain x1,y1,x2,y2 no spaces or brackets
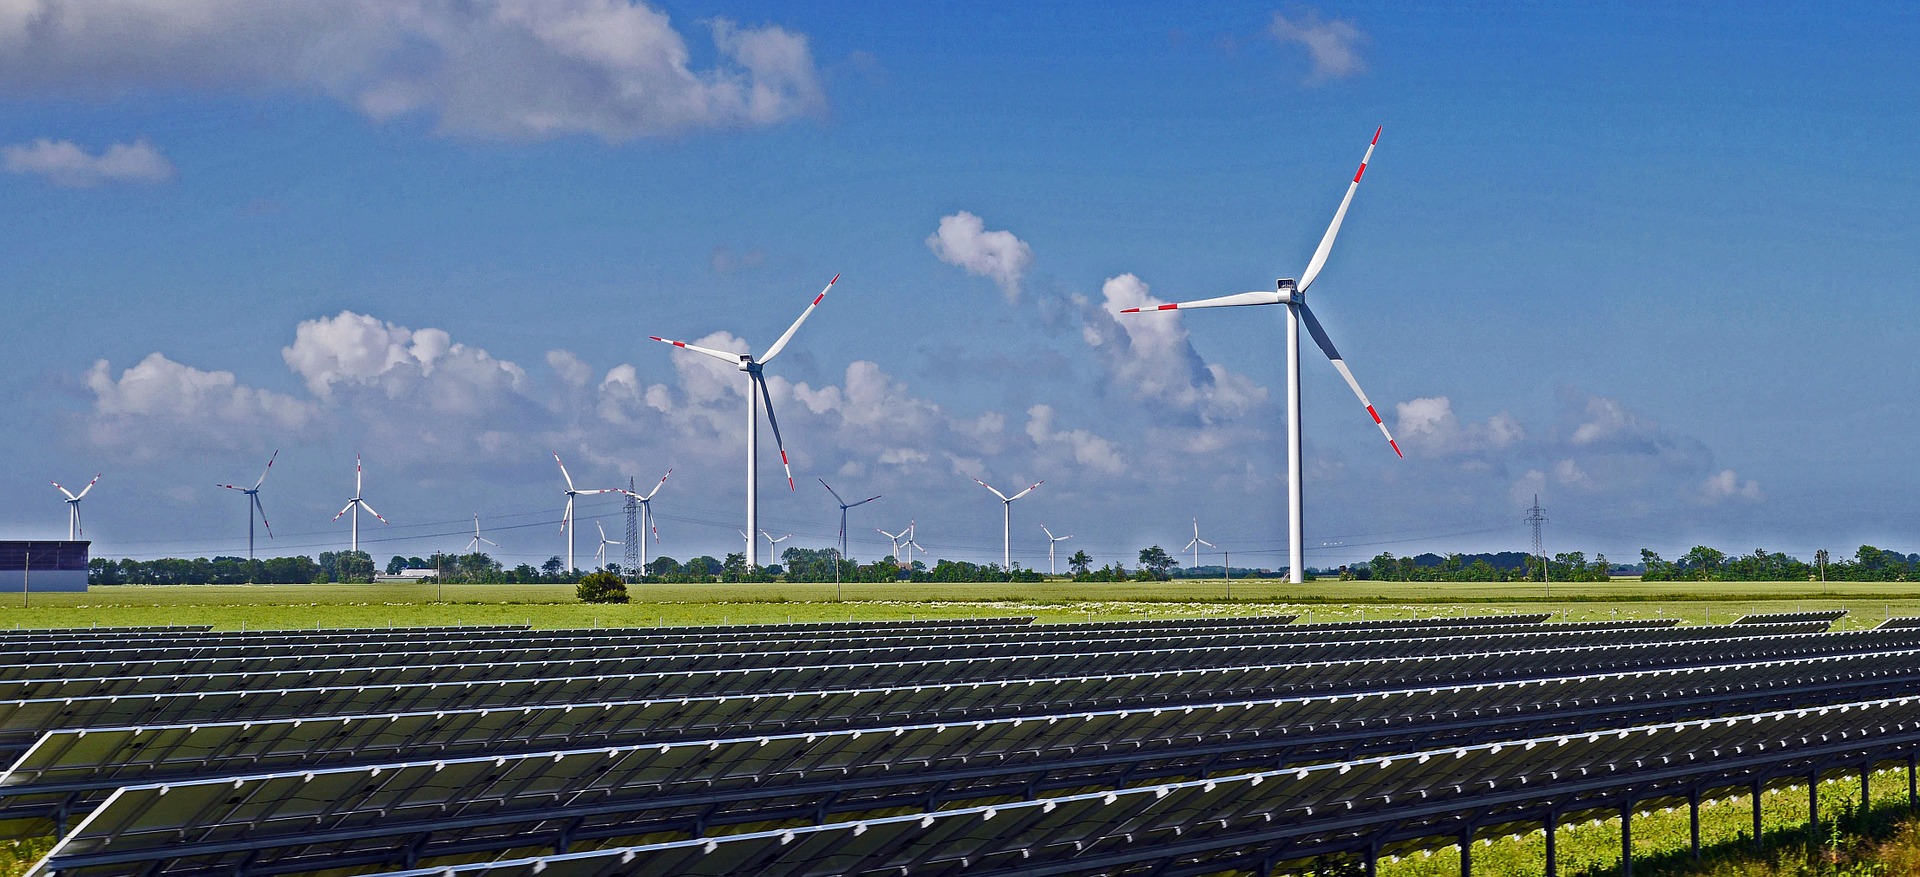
575,571,629,604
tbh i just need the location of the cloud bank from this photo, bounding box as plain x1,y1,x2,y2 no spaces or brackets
1268,7,1368,83
3,138,173,187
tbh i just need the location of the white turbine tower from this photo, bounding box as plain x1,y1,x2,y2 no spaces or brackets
905,522,924,568
1040,524,1073,576
651,274,840,569
49,474,100,541
593,522,622,571
618,469,671,577
217,451,277,560
1183,518,1215,576
819,479,880,561
553,453,617,575
973,477,1042,571
761,530,792,563
465,513,499,555
331,455,387,554
1118,127,1400,584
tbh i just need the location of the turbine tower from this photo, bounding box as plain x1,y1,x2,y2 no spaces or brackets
1118,127,1401,584
905,522,924,569
761,530,792,563
593,522,622,571
973,477,1042,571
331,455,386,554
819,479,880,561
217,451,277,560
49,474,100,541
1040,524,1073,576
650,274,840,568
465,513,499,555
553,453,617,574
618,469,672,577
1183,518,1215,576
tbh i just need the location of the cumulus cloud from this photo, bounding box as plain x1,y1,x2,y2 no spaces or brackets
1393,396,1523,458
1076,274,1266,425
3,138,172,187
546,350,592,388
0,1,825,142
281,311,530,416
1701,469,1764,503
926,211,1033,300
82,353,317,456
1268,7,1368,83
1024,404,1124,475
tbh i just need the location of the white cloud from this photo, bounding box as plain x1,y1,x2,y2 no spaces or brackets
1024,404,1124,475
1077,274,1266,425
3,138,172,187
1268,7,1367,83
0,1,825,142
1393,396,1523,458
1553,458,1595,490
82,353,317,456
926,211,1033,300
281,311,530,417
546,350,592,388
1701,469,1764,503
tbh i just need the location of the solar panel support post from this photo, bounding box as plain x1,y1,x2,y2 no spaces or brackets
1809,770,1821,842
1620,801,1633,877
1909,754,1917,810
1363,839,1379,877
1543,810,1557,877
1689,788,1701,861
1863,763,1872,817
1753,780,1765,852
1459,826,1472,877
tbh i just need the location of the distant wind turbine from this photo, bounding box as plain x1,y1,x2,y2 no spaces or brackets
617,469,671,577
905,521,924,569
974,477,1042,571
1040,524,1073,576
819,479,880,560
877,525,909,563
331,455,386,554
553,453,617,574
49,474,100,541
466,513,499,555
593,522,622,571
761,530,792,560
650,273,840,568
217,451,277,560
1118,127,1401,584
1183,518,1215,575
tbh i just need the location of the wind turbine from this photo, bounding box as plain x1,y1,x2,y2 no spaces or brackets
593,522,622,571
973,477,1042,571
331,455,387,554
1183,518,1215,576
1040,524,1073,576
819,479,880,560
49,474,100,540
905,521,924,569
650,273,840,569
217,451,277,560
1118,127,1400,584
465,513,499,555
761,530,792,561
618,469,671,577
876,525,909,562
553,453,617,574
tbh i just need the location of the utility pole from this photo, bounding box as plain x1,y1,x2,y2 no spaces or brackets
1224,549,1231,601
1526,495,1549,594
21,550,28,610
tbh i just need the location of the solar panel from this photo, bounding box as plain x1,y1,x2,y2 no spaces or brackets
250,695,1920,877
1877,616,1920,630
1733,609,1847,625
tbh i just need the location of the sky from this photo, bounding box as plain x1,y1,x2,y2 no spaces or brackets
1,1,1916,573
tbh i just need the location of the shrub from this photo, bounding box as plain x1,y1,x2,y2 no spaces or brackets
575,571,629,604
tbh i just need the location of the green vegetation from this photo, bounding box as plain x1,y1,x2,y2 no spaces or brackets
574,571,629,604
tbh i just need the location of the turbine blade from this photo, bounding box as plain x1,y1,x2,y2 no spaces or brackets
1185,537,1200,550
216,484,245,492
358,500,388,524
1007,481,1044,502
818,478,846,506
1116,291,1282,314
50,482,77,501
333,501,355,521
650,336,744,365
1298,126,1381,294
756,375,795,490
596,522,607,540
254,449,278,490
758,273,839,365
1199,539,1216,548
74,474,101,499
561,496,573,533
355,455,363,494
642,469,672,500
972,478,1010,502
851,495,882,507
1299,303,1403,458
552,452,575,491
255,496,272,537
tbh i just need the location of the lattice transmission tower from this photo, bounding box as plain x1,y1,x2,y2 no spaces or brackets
1525,494,1549,583
623,477,640,580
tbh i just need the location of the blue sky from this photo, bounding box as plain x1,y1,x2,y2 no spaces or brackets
2,1,1915,572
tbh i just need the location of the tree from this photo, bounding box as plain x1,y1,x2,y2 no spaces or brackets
1137,546,1176,581
541,556,565,580
386,556,409,575
1678,546,1726,581
576,571,629,603
1067,550,1092,576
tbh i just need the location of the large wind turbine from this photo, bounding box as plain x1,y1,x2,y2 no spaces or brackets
819,479,880,560
1118,127,1400,584
593,522,622,571
651,274,840,569
49,474,100,540
217,451,277,560
465,513,499,555
1183,518,1215,576
973,477,1042,571
618,469,671,576
1040,524,1073,576
331,455,386,554
553,453,617,575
